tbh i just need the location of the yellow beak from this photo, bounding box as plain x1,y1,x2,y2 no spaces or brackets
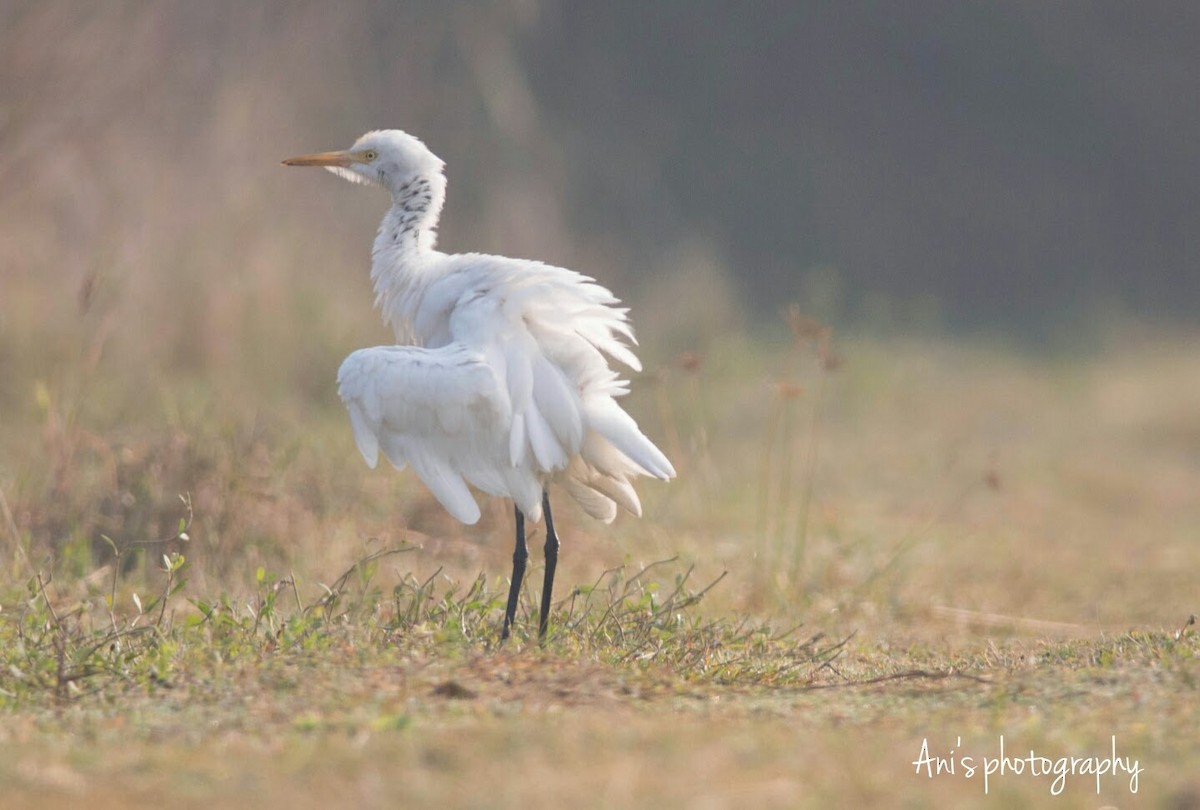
281,150,353,167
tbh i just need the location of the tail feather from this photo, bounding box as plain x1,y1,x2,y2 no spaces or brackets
585,398,676,480
583,470,642,517
562,476,618,523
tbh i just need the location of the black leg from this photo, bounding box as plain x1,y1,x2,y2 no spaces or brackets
539,490,559,640
501,505,527,641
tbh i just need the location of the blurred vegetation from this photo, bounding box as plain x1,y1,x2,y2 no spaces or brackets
532,2,1200,329
4,4,1199,362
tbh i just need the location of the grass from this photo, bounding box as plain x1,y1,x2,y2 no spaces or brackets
4,549,1196,808
3,307,1200,807
2,568,1196,808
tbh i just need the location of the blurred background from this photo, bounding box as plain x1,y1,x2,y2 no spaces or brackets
1,2,1197,625
6,2,1200,356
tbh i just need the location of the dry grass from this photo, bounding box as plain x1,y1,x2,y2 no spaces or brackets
3,312,1200,807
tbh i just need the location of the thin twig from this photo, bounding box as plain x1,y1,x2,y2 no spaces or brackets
0,486,31,574
804,668,993,691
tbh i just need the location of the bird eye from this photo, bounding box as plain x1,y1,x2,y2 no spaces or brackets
363,150,378,161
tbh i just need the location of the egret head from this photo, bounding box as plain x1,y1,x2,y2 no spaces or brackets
283,130,445,197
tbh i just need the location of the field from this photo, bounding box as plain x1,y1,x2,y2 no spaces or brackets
2,298,1198,807
4,5,1200,806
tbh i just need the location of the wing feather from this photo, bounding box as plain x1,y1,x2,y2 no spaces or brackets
336,344,521,524
359,250,675,525
407,447,481,524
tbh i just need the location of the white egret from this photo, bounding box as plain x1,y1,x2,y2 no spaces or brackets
283,130,675,639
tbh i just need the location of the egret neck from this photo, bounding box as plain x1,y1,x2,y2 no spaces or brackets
371,170,447,342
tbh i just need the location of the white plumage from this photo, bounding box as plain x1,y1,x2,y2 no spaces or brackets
284,130,674,639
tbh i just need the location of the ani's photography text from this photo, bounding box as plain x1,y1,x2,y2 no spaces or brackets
912,735,1143,796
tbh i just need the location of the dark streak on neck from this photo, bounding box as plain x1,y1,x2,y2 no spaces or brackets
392,177,435,247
